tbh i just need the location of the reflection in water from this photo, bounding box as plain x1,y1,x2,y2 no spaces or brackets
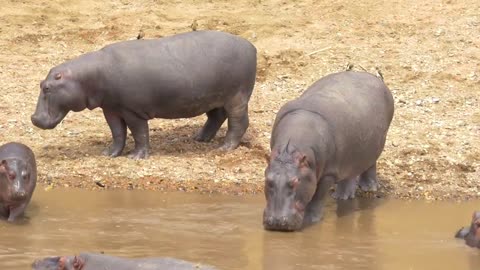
0,189,478,270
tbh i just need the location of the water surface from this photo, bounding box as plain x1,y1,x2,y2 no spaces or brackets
0,189,479,270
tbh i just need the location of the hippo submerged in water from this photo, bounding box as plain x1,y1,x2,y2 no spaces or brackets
32,253,218,270
455,211,480,248
0,142,37,222
263,71,394,231
31,30,257,159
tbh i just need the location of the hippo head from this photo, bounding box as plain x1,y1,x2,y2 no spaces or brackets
464,211,480,248
32,255,85,270
0,159,33,205
263,146,317,231
31,68,87,129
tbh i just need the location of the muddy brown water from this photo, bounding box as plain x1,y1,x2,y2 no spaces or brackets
0,189,479,270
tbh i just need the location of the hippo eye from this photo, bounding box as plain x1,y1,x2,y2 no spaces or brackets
21,171,28,178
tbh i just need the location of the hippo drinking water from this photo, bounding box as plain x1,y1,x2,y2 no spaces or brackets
455,211,480,248
263,71,394,231
0,142,37,222
31,30,257,159
32,253,218,270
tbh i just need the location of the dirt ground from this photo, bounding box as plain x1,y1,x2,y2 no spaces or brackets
0,0,478,200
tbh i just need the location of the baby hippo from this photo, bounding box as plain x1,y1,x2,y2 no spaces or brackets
32,253,218,270
0,142,37,222
455,211,480,248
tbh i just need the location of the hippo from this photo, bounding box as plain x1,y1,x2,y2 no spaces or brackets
31,253,218,270
0,142,37,222
263,71,394,231
31,30,257,159
455,211,480,248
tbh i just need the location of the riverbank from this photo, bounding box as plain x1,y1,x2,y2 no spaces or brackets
0,0,478,200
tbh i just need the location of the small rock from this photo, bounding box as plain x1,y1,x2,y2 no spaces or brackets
431,97,440,104
415,100,423,106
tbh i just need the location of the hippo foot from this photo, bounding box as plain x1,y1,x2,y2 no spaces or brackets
194,132,214,143
332,178,358,200
303,212,323,227
218,142,239,151
102,146,123,157
359,177,378,192
127,148,149,159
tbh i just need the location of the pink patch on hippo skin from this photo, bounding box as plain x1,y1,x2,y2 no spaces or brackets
293,152,309,168
58,256,66,270
0,160,7,173
289,177,299,189
73,256,85,270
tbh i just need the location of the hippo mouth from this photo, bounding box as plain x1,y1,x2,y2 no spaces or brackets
263,210,305,232
31,110,67,129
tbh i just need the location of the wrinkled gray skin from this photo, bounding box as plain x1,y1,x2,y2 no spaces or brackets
31,253,218,270
31,30,257,159
0,142,37,222
264,71,394,231
455,211,480,248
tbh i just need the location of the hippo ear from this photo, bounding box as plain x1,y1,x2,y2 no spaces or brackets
294,152,309,168
0,160,7,174
73,256,85,270
299,155,309,168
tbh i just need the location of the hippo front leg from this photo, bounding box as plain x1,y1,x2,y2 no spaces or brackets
303,176,335,227
332,176,358,200
7,203,27,222
123,113,150,159
103,110,127,157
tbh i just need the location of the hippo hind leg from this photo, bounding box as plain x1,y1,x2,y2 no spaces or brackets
359,164,378,192
220,91,250,151
194,108,227,142
332,176,358,200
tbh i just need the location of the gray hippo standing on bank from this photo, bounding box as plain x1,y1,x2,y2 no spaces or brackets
31,30,257,159
263,71,394,231
32,253,218,270
455,211,480,248
0,142,37,222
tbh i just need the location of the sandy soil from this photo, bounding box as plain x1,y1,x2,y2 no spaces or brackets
0,0,478,200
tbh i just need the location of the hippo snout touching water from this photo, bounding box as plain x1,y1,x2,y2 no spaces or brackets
263,71,394,231
31,30,257,159
455,211,480,248
32,253,218,270
0,142,37,222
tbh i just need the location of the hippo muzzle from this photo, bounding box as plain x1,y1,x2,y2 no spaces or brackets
263,209,304,231
31,112,65,130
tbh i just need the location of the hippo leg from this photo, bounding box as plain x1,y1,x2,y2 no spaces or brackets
303,176,335,226
220,93,249,151
194,108,227,142
7,203,27,222
332,176,358,200
102,110,127,157
359,164,378,192
123,113,150,159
